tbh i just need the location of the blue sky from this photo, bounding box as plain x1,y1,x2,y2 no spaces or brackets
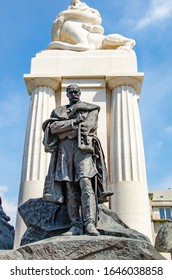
0,0,172,225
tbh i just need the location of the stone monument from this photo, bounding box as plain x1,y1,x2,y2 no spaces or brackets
14,0,153,247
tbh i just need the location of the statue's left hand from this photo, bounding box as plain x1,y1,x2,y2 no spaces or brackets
80,123,89,136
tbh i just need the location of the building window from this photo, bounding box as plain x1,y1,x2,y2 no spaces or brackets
159,208,165,219
159,208,172,220
166,208,172,220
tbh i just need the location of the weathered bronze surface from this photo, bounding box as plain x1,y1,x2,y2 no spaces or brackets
0,197,14,249
42,84,113,236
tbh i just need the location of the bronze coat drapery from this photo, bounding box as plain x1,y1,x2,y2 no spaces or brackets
42,102,113,203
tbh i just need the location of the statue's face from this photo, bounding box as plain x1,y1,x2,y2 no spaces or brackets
66,85,81,103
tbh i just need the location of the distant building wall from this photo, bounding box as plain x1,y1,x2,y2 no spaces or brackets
149,189,172,242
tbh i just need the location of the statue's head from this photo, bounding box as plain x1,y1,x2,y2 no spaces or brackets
66,84,81,104
70,0,102,25
71,0,78,5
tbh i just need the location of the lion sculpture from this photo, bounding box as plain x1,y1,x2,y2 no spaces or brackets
48,0,135,51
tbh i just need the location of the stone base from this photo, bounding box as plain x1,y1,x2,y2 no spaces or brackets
28,49,138,77
0,235,165,260
17,198,150,246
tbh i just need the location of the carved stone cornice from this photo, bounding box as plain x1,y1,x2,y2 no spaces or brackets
24,75,60,95
106,73,144,94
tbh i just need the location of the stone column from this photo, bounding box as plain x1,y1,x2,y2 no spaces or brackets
107,76,153,242
14,77,59,247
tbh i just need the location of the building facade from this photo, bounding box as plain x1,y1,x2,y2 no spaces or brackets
149,189,172,241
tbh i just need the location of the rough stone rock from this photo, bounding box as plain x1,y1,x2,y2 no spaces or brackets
155,221,172,253
0,205,15,250
18,198,149,246
0,198,164,260
19,198,71,245
0,235,165,260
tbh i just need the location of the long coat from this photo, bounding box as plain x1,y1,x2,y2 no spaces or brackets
42,101,113,203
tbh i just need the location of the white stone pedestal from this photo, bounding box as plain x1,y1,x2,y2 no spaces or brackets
14,49,153,247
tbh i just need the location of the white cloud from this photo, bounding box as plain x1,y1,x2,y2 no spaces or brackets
0,185,17,227
135,0,172,30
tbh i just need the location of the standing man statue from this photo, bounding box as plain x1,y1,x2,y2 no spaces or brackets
42,84,113,236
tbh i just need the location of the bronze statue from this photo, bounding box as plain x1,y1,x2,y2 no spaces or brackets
0,196,15,249
42,84,113,236
0,196,10,222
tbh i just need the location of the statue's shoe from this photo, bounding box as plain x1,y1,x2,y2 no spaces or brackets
85,223,100,236
62,226,83,236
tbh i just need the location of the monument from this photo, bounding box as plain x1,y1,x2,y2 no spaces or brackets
14,0,153,247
